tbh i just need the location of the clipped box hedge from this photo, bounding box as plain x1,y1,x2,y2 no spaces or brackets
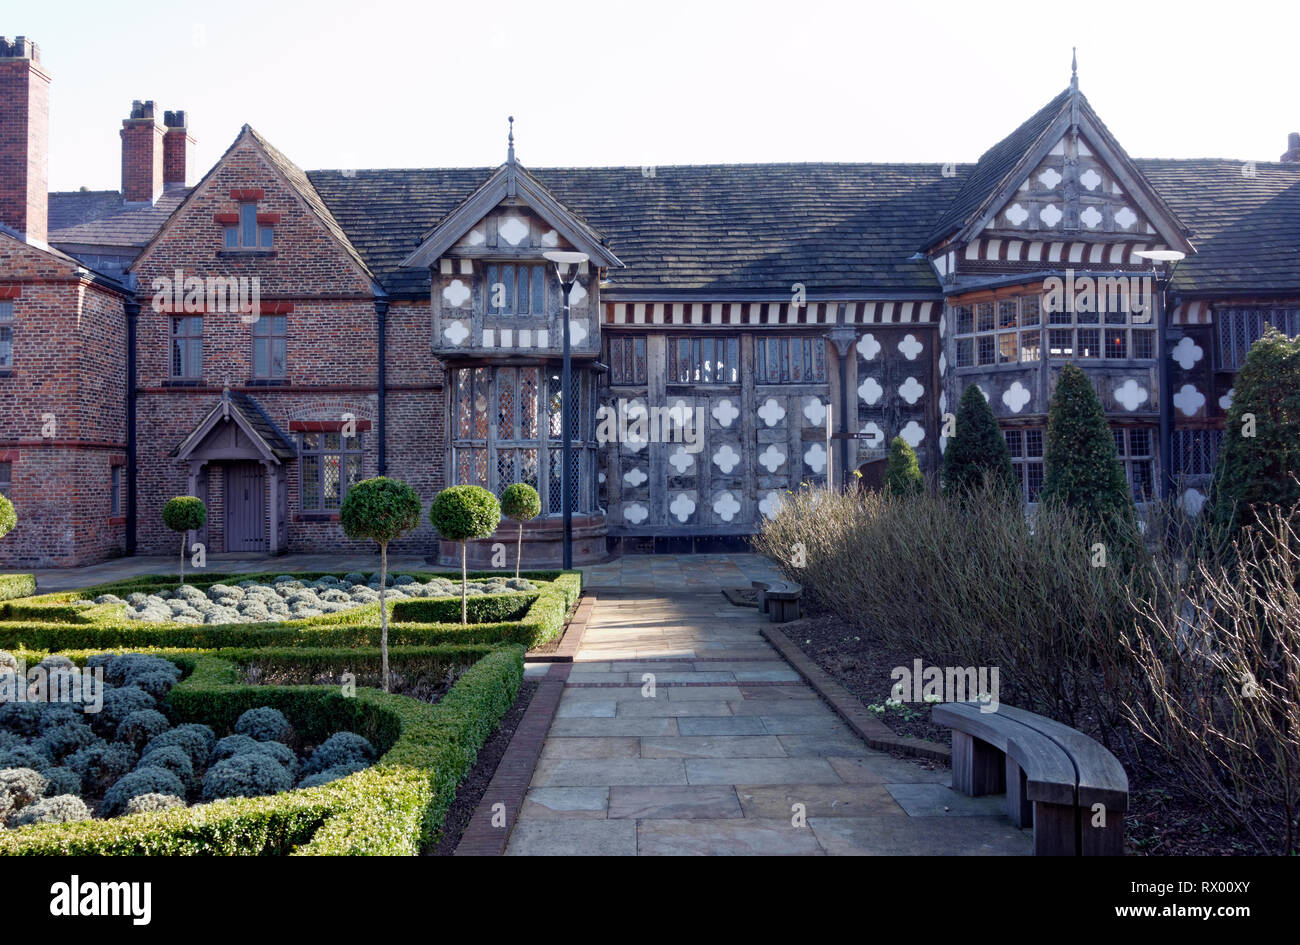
0,574,35,602
0,643,524,855
0,572,581,651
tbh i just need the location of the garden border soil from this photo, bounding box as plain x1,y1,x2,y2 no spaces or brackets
762,623,952,764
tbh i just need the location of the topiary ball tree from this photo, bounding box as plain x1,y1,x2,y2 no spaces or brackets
1210,326,1300,542
1041,362,1136,547
499,483,541,580
161,496,206,586
0,494,15,541
339,477,422,692
430,485,502,624
942,384,1017,499
883,436,924,496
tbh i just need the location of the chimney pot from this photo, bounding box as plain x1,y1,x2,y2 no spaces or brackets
163,109,191,190
1282,132,1300,164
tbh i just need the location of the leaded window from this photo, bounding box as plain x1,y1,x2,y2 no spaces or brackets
667,336,739,385
756,336,827,384
300,431,363,512
1004,427,1045,503
608,336,647,385
1216,309,1300,370
450,365,598,514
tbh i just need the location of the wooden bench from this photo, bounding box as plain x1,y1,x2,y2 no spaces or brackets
931,701,1128,856
751,580,802,622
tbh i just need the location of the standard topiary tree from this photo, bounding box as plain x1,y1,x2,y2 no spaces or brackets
161,496,206,586
1210,326,1300,540
429,485,502,624
942,384,1017,499
883,436,924,496
339,477,422,692
1041,363,1136,541
499,482,541,579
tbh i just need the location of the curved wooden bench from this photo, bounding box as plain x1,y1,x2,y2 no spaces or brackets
751,580,802,622
932,701,1128,856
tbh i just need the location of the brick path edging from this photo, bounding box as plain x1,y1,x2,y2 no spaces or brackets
454,662,572,856
761,626,952,764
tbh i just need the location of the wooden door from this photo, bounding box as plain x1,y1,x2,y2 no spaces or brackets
224,463,267,552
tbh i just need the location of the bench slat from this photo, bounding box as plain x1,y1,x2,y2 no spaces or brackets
992,704,1129,813
932,702,1076,807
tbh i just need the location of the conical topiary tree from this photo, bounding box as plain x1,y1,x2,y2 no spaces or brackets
161,496,207,586
1040,363,1135,541
429,485,502,624
942,384,1017,498
499,483,541,580
340,477,422,692
883,436,924,496
1210,326,1300,540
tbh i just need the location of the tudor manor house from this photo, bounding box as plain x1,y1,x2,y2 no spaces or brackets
1,35,1298,569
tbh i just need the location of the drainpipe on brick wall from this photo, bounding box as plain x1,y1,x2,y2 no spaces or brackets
375,297,388,475
125,295,139,554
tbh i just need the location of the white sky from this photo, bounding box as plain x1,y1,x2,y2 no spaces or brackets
13,0,1300,192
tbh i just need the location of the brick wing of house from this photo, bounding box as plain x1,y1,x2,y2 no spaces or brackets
2,34,1298,568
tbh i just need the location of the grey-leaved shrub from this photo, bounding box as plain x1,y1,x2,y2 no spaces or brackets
124,793,186,814
234,707,293,744
201,753,292,801
101,767,187,816
116,710,171,751
10,794,91,826
302,731,375,777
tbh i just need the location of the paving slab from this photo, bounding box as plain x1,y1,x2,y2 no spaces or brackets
736,784,907,819
504,819,638,856
520,787,611,820
637,818,826,856
531,758,688,787
808,816,1032,856
608,786,744,820
684,758,843,785
884,782,1009,817
640,735,787,759
540,737,642,760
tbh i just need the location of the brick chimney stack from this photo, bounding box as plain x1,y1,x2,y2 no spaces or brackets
1281,132,1300,164
163,109,191,190
0,36,50,244
121,99,164,204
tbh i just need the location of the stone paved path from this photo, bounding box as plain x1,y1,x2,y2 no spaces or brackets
507,554,1031,856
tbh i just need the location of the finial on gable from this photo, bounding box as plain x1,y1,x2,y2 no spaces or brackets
506,115,517,197
1071,47,1078,90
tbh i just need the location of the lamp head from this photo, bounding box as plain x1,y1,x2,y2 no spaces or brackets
544,250,589,281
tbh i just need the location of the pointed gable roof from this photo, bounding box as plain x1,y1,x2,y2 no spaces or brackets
921,85,1193,254
172,388,296,463
129,125,376,289
399,158,623,271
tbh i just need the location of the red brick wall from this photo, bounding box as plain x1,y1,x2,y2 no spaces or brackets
0,236,127,567
129,133,446,558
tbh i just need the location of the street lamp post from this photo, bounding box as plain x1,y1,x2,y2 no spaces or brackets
1135,249,1186,501
544,250,590,570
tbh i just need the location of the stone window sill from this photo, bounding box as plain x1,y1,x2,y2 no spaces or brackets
296,512,340,522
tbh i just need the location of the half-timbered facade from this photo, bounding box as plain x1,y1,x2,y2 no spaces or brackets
2,34,1299,567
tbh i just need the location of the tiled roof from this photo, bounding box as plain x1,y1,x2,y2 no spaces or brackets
1136,159,1300,296
921,88,1071,250
245,127,375,283
47,189,190,248
40,120,1300,302
309,163,972,298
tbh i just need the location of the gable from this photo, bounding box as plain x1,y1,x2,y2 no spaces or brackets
986,132,1159,237
400,162,621,271
130,128,375,298
449,203,576,256
924,86,1192,256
